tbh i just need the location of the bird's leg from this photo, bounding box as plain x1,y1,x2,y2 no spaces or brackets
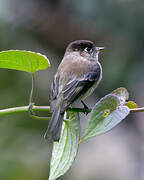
81,100,89,109
81,100,89,115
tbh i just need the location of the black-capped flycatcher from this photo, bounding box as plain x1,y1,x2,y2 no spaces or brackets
44,40,104,141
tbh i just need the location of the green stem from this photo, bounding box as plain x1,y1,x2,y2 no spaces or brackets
0,105,90,116
0,105,143,118
0,105,50,116
66,107,91,114
29,74,35,105
130,107,144,113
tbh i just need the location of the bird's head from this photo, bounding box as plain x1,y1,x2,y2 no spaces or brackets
65,40,104,60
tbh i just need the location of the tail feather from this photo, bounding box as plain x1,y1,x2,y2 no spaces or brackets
44,107,63,141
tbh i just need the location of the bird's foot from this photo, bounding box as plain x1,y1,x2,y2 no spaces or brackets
81,100,89,115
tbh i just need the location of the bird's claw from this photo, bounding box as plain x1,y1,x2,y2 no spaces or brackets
81,101,89,115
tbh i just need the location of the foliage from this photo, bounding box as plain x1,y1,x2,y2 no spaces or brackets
0,50,50,74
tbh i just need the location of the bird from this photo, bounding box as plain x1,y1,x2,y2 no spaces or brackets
44,40,104,141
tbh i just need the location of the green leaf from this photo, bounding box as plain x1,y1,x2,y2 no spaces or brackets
80,94,130,142
125,101,138,109
49,112,80,180
0,50,50,74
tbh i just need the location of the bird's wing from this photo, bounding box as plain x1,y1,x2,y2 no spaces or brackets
50,75,59,101
62,63,101,107
50,75,60,112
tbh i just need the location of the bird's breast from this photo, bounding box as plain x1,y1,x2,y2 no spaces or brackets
58,55,98,84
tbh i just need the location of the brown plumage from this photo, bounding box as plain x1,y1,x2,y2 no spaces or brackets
44,40,104,141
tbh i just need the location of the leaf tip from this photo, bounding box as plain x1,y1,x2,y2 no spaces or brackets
112,87,129,102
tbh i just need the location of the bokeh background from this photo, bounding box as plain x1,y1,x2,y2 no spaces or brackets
0,0,144,180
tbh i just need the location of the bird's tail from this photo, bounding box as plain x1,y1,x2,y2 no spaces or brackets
44,106,63,141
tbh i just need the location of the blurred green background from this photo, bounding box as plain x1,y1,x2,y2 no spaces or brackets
0,0,144,180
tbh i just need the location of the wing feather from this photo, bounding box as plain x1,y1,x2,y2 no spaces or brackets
62,63,101,106
50,75,60,112
50,75,59,101
50,63,101,112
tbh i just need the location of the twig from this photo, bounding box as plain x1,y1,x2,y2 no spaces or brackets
0,105,143,118
130,107,144,113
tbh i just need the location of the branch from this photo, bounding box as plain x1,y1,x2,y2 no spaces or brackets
130,107,144,113
66,107,91,114
0,105,143,118
0,105,51,116
0,105,91,116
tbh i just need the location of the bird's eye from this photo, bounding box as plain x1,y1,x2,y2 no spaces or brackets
84,47,92,53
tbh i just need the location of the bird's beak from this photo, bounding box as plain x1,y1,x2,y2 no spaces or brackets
96,47,104,52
